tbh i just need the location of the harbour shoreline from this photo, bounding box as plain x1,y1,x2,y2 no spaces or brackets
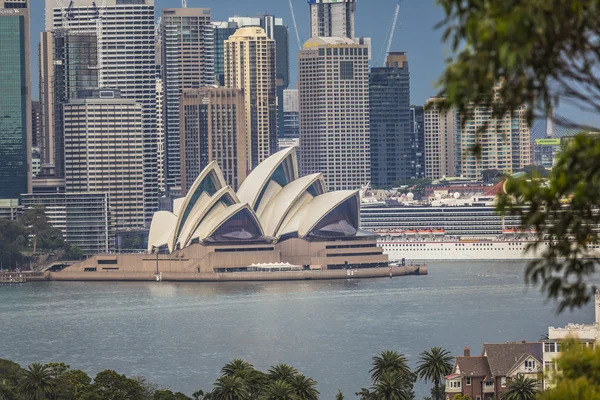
27,265,427,282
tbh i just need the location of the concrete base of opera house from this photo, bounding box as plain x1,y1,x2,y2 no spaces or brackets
45,265,428,282
45,238,427,282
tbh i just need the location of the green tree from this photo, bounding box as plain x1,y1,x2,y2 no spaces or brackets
287,375,319,400
435,0,600,311
335,390,344,400
64,245,84,261
498,134,600,311
262,381,298,400
221,360,254,378
267,364,298,383
211,376,248,400
153,390,192,400
451,396,472,400
371,372,413,400
87,370,144,400
502,375,538,400
415,348,453,400
369,351,411,383
18,363,56,400
0,359,22,388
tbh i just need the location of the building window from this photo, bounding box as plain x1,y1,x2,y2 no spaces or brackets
524,360,536,369
340,61,354,80
466,377,472,386
448,381,461,388
501,377,507,387
544,342,556,353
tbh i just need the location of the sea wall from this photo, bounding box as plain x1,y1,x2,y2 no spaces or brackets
47,265,427,282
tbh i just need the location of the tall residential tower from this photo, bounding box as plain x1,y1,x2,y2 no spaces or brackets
225,27,277,170
161,8,214,194
308,0,356,39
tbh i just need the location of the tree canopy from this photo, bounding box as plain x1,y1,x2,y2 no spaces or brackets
437,0,600,311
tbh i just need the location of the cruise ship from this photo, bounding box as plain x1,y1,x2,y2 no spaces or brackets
360,188,599,261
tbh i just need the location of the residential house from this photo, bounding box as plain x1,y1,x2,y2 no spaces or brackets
445,342,543,400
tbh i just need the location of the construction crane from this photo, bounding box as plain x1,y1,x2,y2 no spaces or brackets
54,0,74,29
379,0,402,66
288,0,302,50
182,0,187,7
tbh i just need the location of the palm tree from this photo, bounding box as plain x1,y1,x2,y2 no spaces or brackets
502,375,538,400
372,372,412,400
18,363,56,400
221,360,254,377
335,390,344,400
415,347,454,400
211,375,248,400
288,374,319,400
262,380,299,400
267,364,298,383
370,351,411,383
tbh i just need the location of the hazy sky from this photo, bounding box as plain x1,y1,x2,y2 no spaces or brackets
30,0,599,125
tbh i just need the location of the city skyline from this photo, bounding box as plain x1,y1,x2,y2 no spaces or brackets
28,0,599,127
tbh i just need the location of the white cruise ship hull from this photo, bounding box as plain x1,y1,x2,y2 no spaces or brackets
378,238,554,261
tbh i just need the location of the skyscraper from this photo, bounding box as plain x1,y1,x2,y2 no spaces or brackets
161,8,214,194
299,37,370,191
457,100,531,179
156,78,165,193
31,100,42,149
229,16,289,137
409,105,425,179
225,27,277,170
39,31,55,171
63,89,145,231
424,97,458,180
308,0,356,39
50,29,99,179
283,89,300,139
180,88,248,192
0,0,32,199
45,0,157,224
212,21,239,87
369,52,412,187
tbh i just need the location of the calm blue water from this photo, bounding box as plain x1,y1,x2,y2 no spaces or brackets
0,261,594,398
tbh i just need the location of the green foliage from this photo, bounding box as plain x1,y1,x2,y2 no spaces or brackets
502,375,538,400
436,0,600,128
153,389,192,400
262,380,299,400
497,134,600,311
64,245,85,261
370,351,412,383
0,220,28,269
211,376,249,400
18,362,56,400
539,340,600,399
88,370,145,400
335,390,344,400
371,372,413,400
451,395,472,400
416,348,453,400
287,374,319,400
358,351,415,400
267,364,299,383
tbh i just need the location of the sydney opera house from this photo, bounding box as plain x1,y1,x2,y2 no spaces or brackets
64,148,388,276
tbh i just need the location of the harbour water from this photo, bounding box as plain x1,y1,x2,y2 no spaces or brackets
0,261,594,398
